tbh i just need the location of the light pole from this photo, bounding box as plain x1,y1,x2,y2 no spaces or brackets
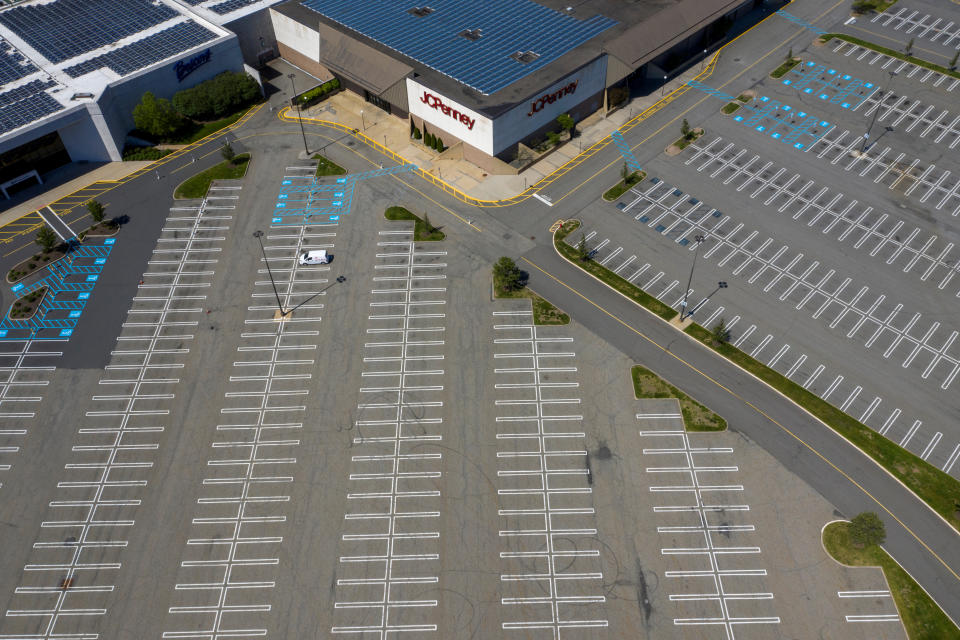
288,73,309,156
661,74,668,96
862,70,896,153
700,48,708,71
360,109,366,130
254,230,286,317
680,234,706,320
688,281,728,318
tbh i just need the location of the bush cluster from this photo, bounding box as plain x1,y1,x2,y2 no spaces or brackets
421,131,445,152
296,78,340,107
122,146,173,161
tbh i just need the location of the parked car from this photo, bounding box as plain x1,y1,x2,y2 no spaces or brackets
298,249,329,265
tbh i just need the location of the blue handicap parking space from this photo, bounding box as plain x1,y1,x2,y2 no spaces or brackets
271,164,418,228
733,96,829,149
785,61,870,109
1,240,116,341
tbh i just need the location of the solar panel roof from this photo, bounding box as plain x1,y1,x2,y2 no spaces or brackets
299,0,617,95
64,21,218,78
210,0,263,15
0,78,61,134
0,0,178,63
0,36,36,84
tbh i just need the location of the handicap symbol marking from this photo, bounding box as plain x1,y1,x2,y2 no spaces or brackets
78,292,90,300
272,217,282,223
772,132,782,139
275,203,286,208
760,96,770,102
794,143,805,149
819,94,829,100
842,103,851,109
278,194,288,199
783,79,792,85
11,283,23,292
86,275,98,282
807,61,815,67
332,201,342,207
95,258,106,265
804,88,813,94
828,69,836,74
282,180,291,185
336,178,347,183
821,121,830,126
0,330,7,338
59,329,73,337
864,82,873,88
798,111,807,117
334,192,344,197
104,238,115,245
783,105,791,111
69,310,81,318
734,115,744,122
756,126,766,131
330,215,339,221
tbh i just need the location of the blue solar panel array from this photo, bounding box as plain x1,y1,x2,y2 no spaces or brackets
0,0,178,64
210,0,262,15
64,21,218,78
0,79,62,134
300,0,617,95
0,37,37,85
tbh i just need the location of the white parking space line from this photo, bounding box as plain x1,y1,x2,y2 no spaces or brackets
163,222,330,639
331,232,446,636
0,341,61,486
831,40,960,91
637,403,779,637
1,193,233,639
493,311,607,634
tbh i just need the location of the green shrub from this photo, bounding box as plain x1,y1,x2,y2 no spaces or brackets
435,137,444,152
295,78,341,107
172,71,260,120
133,91,185,138
413,127,422,140
122,146,173,161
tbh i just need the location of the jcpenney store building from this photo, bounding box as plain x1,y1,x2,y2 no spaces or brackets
271,0,757,172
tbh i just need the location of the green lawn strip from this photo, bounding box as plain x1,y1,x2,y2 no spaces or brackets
312,154,346,177
632,365,726,431
384,206,445,241
122,147,173,161
852,0,900,15
721,102,742,114
555,221,677,321
684,322,960,532
174,154,250,199
819,34,960,80
770,57,801,79
823,521,957,639
603,170,646,201
672,130,702,151
494,280,569,326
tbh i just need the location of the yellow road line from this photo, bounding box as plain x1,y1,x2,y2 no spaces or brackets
521,255,960,583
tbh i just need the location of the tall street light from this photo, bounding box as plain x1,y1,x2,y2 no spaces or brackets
360,109,366,131
680,234,706,320
688,281,728,318
254,230,286,316
661,74,668,96
288,73,309,156
861,70,897,153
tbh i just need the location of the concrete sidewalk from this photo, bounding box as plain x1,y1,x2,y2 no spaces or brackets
295,60,710,202
0,161,152,227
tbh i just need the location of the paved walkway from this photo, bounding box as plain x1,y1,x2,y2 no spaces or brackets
294,60,711,201
0,161,151,227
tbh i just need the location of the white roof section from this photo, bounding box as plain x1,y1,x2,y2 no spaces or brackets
171,0,285,25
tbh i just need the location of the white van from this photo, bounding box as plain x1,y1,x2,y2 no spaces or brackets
298,249,329,265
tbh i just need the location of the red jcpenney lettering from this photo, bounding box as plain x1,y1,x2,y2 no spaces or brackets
527,80,578,116
420,91,476,130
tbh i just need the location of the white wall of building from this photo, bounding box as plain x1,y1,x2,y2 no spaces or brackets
491,56,606,154
270,9,318,60
406,78,494,154
407,56,607,156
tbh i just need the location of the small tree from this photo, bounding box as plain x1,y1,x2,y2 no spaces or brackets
681,118,691,138
905,38,914,55
576,233,590,261
849,512,886,548
493,256,524,293
425,132,434,148
435,137,444,152
221,141,236,165
620,162,630,184
35,227,57,253
422,212,434,233
786,47,793,61
546,131,561,147
950,50,959,70
413,127,422,140
711,318,730,345
86,200,105,223
556,113,575,139
133,91,185,140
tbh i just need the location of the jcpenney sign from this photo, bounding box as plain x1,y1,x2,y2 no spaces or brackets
421,91,476,130
174,48,211,82
527,80,578,116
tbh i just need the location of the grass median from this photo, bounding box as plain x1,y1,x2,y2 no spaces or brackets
632,365,726,431
819,34,960,81
603,170,646,201
174,154,250,199
384,206,445,241
684,321,960,532
823,521,957,639
555,221,677,321
313,154,345,177
553,221,960,532
770,57,801,79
